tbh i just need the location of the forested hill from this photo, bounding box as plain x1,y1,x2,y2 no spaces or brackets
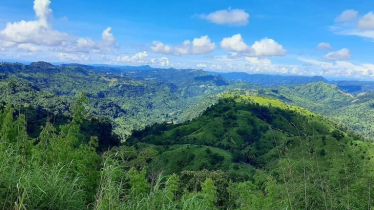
0,61,231,138
213,71,327,86
257,81,374,138
2,88,374,208
125,94,374,209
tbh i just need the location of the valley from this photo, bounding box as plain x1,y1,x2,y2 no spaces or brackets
2,62,374,209
2,0,374,209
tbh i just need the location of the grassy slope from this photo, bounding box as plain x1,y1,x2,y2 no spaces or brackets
128,94,373,182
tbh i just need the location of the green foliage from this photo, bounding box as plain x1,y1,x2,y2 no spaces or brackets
257,81,374,139
0,62,228,139
331,129,344,140
3,61,374,209
125,94,374,209
0,97,101,209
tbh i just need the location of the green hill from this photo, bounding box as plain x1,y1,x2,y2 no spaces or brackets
2,92,374,209
253,81,374,138
127,94,374,209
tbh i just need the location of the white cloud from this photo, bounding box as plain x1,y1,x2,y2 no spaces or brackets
117,51,149,63
335,61,371,75
184,55,374,79
362,64,374,71
60,16,68,21
252,38,287,56
151,36,216,55
151,41,172,54
342,30,374,39
151,57,170,67
358,11,374,29
220,34,252,53
131,51,148,60
331,26,374,40
34,0,52,21
76,38,96,49
116,51,170,67
331,10,374,40
201,55,300,75
102,27,116,47
245,57,271,65
220,34,286,56
197,63,207,68
0,0,117,57
17,43,40,52
299,57,374,78
317,42,332,50
324,48,351,60
335,10,358,22
298,57,334,68
0,19,68,47
190,36,216,54
0,0,68,47
57,52,90,62
199,9,249,26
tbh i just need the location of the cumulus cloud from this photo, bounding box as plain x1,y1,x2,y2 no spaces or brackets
299,57,374,78
0,0,117,57
117,51,149,64
220,34,286,56
199,9,249,26
151,41,172,54
0,0,68,47
151,57,170,67
324,48,351,61
220,34,252,53
317,42,332,50
358,12,374,29
252,38,287,56
116,51,170,67
151,36,216,55
34,0,52,21
335,10,358,22
102,27,116,47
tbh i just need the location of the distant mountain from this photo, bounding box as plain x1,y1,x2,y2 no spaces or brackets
328,80,374,93
212,71,327,86
90,64,155,71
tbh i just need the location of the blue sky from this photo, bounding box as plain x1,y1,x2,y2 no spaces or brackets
1,0,374,79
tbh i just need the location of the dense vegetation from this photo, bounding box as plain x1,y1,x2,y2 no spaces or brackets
3,92,374,209
4,62,374,209
258,81,374,138
0,62,232,139
4,62,374,142
126,94,374,209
